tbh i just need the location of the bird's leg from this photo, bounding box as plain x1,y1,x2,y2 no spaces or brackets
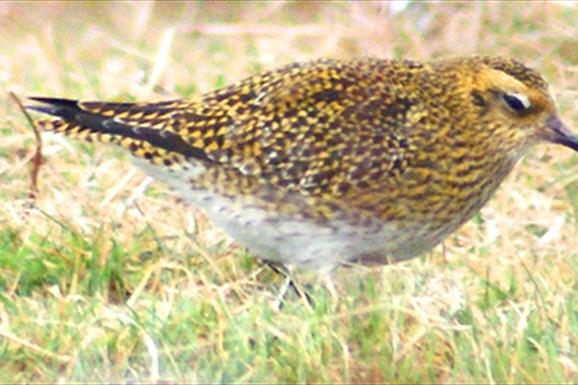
271,273,292,311
322,275,338,301
317,264,339,302
263,260,313,310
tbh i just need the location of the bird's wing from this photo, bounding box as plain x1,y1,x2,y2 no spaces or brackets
28,97,215,169
193,58,420,197
29,59,422,198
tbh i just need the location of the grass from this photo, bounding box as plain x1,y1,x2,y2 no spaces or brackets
1,1,577,383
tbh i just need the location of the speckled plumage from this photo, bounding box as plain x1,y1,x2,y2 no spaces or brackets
28,56,577,270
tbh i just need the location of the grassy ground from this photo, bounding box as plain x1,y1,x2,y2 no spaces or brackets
1,1,577,383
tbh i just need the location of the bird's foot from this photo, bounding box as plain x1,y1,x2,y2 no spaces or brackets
262,261,314,311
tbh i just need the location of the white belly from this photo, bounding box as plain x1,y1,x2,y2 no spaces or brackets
133,160,447,270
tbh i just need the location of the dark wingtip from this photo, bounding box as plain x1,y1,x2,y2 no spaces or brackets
28,96,79,107
25,105,60,115
26,97,82,118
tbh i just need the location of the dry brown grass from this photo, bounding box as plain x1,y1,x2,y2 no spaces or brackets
0,2,577,383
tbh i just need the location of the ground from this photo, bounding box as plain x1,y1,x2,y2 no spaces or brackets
0,2,577,383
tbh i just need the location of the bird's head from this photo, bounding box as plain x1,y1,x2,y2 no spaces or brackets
452,56,577,154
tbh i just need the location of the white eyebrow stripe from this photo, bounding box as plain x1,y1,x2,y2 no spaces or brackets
508,92,531,109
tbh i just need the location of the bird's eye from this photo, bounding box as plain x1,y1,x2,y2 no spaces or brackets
503,92,530,112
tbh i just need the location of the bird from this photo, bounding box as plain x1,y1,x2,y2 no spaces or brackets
27,55,578,274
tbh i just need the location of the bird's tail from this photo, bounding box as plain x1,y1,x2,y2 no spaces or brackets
27,97,209,166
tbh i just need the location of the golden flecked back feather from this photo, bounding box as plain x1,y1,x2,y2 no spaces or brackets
33,59,432,193
175,58,429,196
